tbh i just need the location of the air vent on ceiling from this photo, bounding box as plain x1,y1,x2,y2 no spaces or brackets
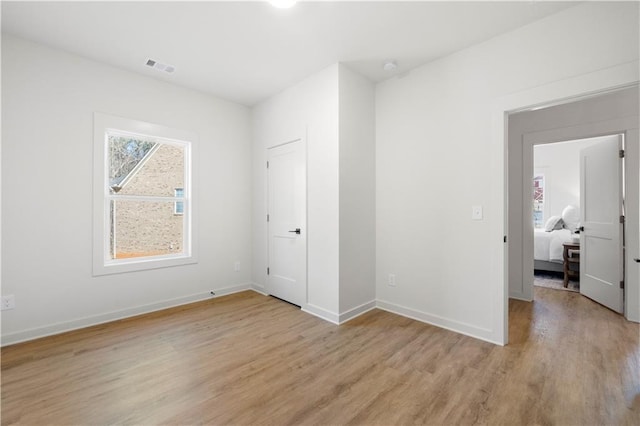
145,58,175,74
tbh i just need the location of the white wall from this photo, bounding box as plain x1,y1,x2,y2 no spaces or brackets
4,2,638,347
338,64,376,317
375,2,639,343
252,64,376,322
1,35,252,344
534,137,604,223
252,64,341,318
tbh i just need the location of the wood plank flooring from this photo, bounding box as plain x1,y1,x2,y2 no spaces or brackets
2,288,639,425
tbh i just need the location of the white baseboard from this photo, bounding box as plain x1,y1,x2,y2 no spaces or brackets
1,283,253,347
509,292,532,302
250,282,268,296
376,299,500,345
338,300,376,324
301,300,376,325
3,287,503,347
302,303,340,324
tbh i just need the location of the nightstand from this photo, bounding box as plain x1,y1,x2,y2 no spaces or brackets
562,242,580,287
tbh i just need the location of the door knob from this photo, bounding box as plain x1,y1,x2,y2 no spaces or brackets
635,258,640,263
288,228,301,234
579,226,585,232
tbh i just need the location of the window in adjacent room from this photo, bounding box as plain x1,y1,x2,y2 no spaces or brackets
533,174,545,229
93,113,196,275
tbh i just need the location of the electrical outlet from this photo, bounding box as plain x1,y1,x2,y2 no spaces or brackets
1,295,15,311
234,261,241,272
388,274,396,287
472,205,483,220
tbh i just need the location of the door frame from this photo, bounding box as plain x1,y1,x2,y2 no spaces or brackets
265,137,308,306
521,130,627,305
491,62,639,345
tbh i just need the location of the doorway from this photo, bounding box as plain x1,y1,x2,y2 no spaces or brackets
530,135,625,312
507,85,639,324
266,138,307,307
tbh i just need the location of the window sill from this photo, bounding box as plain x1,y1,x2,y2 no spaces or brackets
93,254,197,276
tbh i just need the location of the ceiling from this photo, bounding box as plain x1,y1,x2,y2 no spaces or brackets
1,1,578,106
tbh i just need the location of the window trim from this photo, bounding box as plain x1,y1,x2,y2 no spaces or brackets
93,112,198,276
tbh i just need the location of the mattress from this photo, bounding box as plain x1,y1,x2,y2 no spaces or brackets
534,228,572,262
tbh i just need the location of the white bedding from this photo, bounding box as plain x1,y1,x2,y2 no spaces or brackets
534,229,572,262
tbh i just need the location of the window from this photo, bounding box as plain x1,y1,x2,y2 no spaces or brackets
533,174,545,229
93,113,197,275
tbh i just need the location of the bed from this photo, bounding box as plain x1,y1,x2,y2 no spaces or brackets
534,205,580,273
534,228,572,272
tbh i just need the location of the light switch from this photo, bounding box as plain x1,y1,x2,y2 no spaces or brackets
472,205,483,220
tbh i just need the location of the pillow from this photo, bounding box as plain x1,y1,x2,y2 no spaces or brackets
561,205,580,231
544,215,564,232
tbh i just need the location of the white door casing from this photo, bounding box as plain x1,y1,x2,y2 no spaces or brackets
580,135,624,313
267,139,307,307
501,70,639,346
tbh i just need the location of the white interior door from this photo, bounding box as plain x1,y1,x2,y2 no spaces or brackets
580,135,624,313
267,139,306,307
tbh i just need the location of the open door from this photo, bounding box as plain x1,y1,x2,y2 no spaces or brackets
579,135,624,313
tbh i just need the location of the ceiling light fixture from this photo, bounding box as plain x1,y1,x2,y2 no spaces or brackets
269,0,297,9
383,61,397,71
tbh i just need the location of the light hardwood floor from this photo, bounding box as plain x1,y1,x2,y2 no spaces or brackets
2,288,639,425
